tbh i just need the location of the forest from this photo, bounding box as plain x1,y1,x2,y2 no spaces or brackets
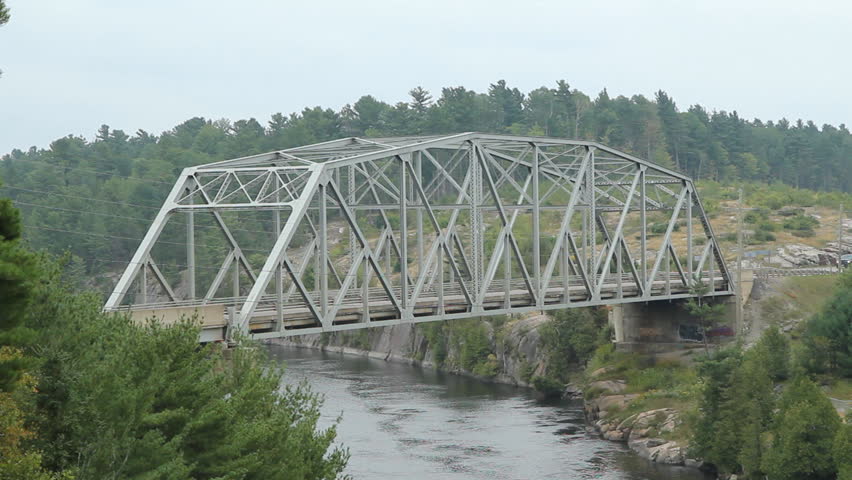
2,80,851,293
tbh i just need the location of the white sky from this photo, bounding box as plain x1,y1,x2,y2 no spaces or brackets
1,0,850,155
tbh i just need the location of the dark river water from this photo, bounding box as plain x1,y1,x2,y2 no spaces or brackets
269,344,711,480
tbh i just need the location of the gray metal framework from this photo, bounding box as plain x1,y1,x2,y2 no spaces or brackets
104,133,733,340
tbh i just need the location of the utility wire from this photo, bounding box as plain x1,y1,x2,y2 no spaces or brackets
0,185,162,210
15,201,154,223
23,224,273,253
2,156,176,185
13,198,276,236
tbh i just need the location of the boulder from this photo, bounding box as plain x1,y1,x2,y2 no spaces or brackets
588,379,627,395
562,383,583,399
629,438,685,465
590,394,639,418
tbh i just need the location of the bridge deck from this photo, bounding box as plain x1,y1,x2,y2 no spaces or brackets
117,273,729,342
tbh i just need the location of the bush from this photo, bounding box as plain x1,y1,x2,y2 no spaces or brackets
782,213,819,232
750,229,776,243
540,307,609,381
531,376,563,398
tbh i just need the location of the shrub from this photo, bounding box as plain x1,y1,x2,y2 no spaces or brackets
531,376,563,398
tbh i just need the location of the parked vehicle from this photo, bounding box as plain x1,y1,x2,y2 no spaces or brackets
841,254,852,268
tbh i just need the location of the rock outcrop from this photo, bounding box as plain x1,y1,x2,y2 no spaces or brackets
272,314,553,387
585,391,702,468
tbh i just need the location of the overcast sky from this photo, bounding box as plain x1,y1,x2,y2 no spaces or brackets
1,0,850,155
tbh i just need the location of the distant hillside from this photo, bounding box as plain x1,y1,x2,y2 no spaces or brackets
1,80,850,287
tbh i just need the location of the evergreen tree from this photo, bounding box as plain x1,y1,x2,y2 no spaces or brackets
835,422,852,480
762,377,841,480
0,185,41,392
801,271,852,377
754,324,790,381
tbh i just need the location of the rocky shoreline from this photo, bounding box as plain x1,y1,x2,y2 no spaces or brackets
583,391,703,469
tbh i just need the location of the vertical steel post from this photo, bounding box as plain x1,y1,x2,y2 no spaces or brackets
469,144,482,307
399,155,408,311
504,232,511,307
415,152,424,280
532,144,541,308
640,169,647,289
437,243,445,315
141,262,147,304
736,188,744,334
186,188,195,299
319,183,329,322
687,187,694,281
838,204,845,273
274,176,283,329
562,233,570,301
588,148,596,288
349,165,357,289
232,252,239,301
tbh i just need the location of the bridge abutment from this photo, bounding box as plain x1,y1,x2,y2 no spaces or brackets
608,298,736,354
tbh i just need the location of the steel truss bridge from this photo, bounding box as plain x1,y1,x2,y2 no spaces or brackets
104,133,733,342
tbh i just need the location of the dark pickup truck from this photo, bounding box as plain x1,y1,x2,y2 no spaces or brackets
842,254,852,269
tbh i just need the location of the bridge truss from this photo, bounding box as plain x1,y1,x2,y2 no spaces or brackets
104,133,733,341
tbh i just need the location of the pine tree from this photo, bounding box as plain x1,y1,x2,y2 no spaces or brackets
762,377,841,480
0,186,41,392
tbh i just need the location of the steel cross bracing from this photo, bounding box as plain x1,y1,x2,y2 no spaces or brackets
104,133,734,341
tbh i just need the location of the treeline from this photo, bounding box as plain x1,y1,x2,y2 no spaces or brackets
2,80,851,279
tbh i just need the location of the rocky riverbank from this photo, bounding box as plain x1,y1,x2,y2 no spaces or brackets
582,378,705,470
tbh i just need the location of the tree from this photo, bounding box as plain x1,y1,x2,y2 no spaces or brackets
762,377,841,480
0,186,41,392
541,307,608,380
0,349,55,480
754,324,790,381
408,86,432,113
691,347,742,464
801,271,852,377
683,279,728,355
835,422,852,480
656,90,683,171
0,0,8,78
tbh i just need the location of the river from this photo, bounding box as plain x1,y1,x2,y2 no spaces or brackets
269,344,711,480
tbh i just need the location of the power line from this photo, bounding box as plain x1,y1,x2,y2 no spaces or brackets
15,201,154,223
2,156,176,185
23,224,273,254
0,185,161,210
13,198,276,236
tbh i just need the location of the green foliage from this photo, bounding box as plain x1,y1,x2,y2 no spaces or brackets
691,347,743,467
782,213,820,237
531,376,563,398
800,271,852,377
0,0,9,26
683,281,729,354
0,186,42,392
540,307,608,382
22,264,348,479
762,377,841,480
835,423,852,480
754,325,790,381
